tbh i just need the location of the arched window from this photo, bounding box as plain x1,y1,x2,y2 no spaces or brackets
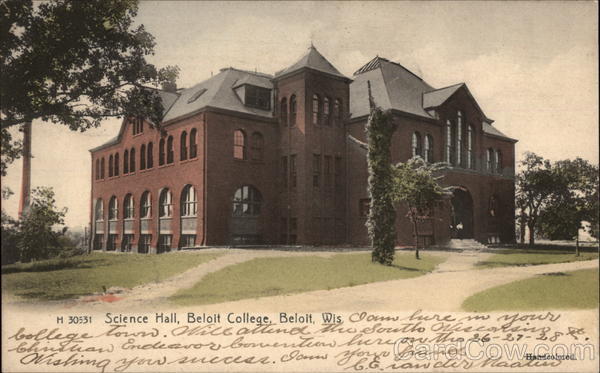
495,149,502,174
424,135,434,162
456,111,463,167
95,159,100,180
108,155,114,177
334,99,341,127
147,142,154,168
181,185,197,216
251,132,264,161
445,120,452,164
159,189,173,218
233,130,246,160
189,129,197,158
140,144,146,170
467,125,474,169
123,149,129,174
130,147,136,172
411,132,422,158
323,97,330,125
95,199,103,221
280,97,288,126
124,194,134,219
312,94,320,125
232,185,262,216
114,153,119,176
487,148,494,172
289,94,297,126
101,158,105,179
159,138,165,165
180,131,188,161
109,196,118,220
489,195,498,217
167,136,174,163
140,191,151,218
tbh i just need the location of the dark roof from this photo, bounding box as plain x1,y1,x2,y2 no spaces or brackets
275,45,350,80
422,83,464,109
350,56,434,119
482,121,517,142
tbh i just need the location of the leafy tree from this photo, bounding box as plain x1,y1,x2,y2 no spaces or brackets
392,158,452,259
1,0,179,175
538,158,599,255
17,187,67,262
365,93,397,265
1,187,20,264
515,152,556,246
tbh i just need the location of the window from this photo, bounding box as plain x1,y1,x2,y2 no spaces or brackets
109,196,118,220
140,191,151,218
281,156,288,188
233,130,246,160
122,234,133,252
412,132,422,158
181,185,197,216
334,99,341,127
130,147,136,172
132,117,144,135
95,199,103,221
180,131,188,161
495,149,502,174
232,185,262,216
312,94,320,125
489,195,498,217
467,125,474,169
456,111,463,167
114,153,119,176
324,155,332,189
180,235,196,248
189,129,197,158
159,138,165,166
359,199,371,217
323,97,330,125
138,234,151,254
124,194,134,219
93,234,104,251
290,154,297,188
124,149,129,173
251,132,264,161
158,234,172,253
109,155,114,177
95,159,100,180
107,234,117,251
424,135,433,162
280,98,288,126
147,142,154,168
313,154,321,188
335,156,342,190
245,85,271,110
159,189,173,218
445,120,452,164
187,88,207,103
487,148,494,172
167,136,174,164
140,144,146,170
100,158,105,179
289,95,297,126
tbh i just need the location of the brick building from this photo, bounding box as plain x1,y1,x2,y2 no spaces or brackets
90,46,516,253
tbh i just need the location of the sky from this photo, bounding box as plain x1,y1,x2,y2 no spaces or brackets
2,1,598,229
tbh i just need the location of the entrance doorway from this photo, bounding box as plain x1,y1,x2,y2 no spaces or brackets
451,187,474,239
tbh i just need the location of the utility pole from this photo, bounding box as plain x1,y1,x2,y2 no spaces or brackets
18,121,32,218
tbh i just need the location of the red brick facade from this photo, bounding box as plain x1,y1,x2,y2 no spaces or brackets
90,48,516,252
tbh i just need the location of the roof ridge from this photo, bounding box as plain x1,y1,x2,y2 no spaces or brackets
219,66,272,79
423,82,464,94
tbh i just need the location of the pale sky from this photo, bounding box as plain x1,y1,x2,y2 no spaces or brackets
2,1,598,228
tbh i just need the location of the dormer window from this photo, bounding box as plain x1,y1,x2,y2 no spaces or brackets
245,85,271,110
132,117,143,135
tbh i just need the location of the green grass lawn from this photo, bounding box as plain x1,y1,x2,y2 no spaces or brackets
476,249,598,268
169,252,446,306
463,269,599,311
1,252,221,300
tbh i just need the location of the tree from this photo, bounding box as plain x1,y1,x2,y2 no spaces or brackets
392,157,452,259
17,187,67,262
1,0,179,175
538,158,599,255
515,152,556,246
365,90,397,265
1,187,20,264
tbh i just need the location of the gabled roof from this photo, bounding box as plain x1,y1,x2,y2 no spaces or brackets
350,56,434,119
275,45,350,81
422,83,464,109
483,121,517,142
